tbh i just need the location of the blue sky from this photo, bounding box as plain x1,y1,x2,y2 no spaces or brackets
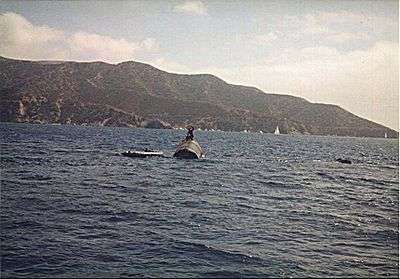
0,0,398,130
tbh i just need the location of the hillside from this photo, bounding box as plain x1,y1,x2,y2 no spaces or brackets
0,56,397,138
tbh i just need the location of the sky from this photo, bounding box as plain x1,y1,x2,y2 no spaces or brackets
0,0,398,130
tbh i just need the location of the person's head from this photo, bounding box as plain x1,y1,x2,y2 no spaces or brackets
187,125,194,131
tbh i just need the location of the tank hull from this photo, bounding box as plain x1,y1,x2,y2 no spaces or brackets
173,140,203,159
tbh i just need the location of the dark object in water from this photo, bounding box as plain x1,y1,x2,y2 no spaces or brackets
336,158,352,164
121,149,164,158
173,139,203,159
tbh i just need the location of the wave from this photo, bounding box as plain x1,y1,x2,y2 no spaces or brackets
172,239,267,265
1,123,398,278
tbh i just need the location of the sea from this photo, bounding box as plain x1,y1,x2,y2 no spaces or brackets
1,122,398,278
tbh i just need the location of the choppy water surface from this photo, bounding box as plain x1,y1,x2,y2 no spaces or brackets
1,123,398,278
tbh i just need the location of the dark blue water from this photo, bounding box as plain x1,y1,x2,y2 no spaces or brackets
1,123,398,278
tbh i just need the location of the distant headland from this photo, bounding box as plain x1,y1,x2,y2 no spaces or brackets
0,56,397,138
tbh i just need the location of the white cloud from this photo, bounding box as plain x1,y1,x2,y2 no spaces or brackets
140,38,159,51
151,57,193,74
0,12,66,60
0,12,159,63
277,11,395,45
67,32,139,62
310,10,396,31
173,0,207,15
325,32,370,43
252,32,278,45
302,14,331,34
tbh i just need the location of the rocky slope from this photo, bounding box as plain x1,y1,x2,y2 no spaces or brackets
0,56,397,138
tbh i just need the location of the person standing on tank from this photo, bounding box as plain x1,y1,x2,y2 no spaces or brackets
185,125,194,141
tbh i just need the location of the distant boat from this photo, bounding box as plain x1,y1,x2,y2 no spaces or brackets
384,132,387,138
274,126,280,135
259,130,263,134
121,149,164,158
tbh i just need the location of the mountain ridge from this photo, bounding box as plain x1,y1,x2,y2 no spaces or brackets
0,56,397,138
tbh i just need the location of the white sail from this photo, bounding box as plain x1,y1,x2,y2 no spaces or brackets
274,126,280,135
384,132,387,138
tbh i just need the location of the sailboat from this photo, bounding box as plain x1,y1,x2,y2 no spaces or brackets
384,132,388,138
274,126,280,135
